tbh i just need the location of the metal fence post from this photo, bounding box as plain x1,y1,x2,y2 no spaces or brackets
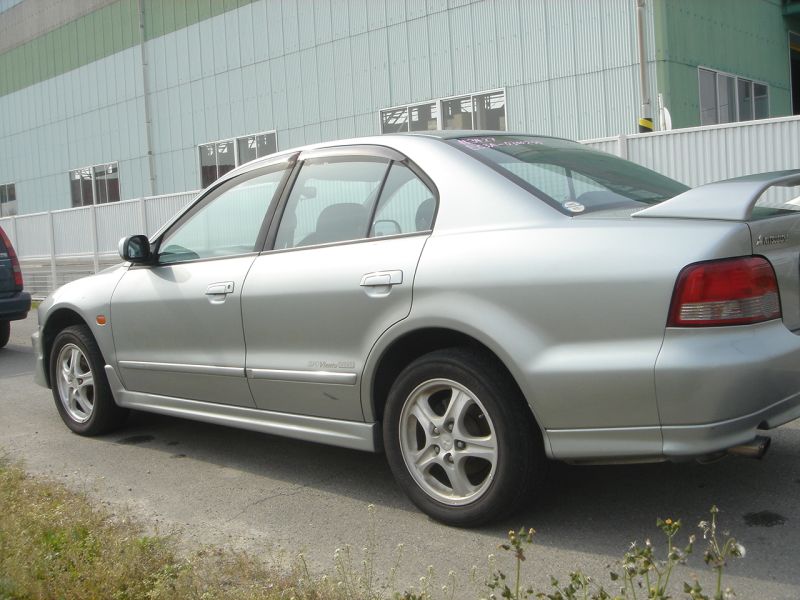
617,134,628,159
9,214,17,248
90,204,100,273
139,196,148,235
48,212,57,292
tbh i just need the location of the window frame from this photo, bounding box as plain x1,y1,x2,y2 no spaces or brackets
0,182,16,217
198,130,279,188
151,157,295,267
379,88,507,134
697,67,769,125
262,145,439,253
68,162,121,207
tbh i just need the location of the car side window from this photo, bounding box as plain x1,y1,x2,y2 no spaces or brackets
274,157,390,249
159,167,286,264
370,163,436,236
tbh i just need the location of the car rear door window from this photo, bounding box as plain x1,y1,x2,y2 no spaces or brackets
159,167,287,264
370,163,436,236
274,157,390,249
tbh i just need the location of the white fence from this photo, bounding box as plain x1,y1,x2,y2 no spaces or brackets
3,114,800,297
581,114,800,188
0,191,198,297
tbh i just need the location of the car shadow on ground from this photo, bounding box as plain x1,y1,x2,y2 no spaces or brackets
99,409,800,587
0,346,35,378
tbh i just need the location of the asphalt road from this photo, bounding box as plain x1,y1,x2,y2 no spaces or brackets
1,313,799,598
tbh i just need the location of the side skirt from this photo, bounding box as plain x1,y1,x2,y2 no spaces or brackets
105,366,378,452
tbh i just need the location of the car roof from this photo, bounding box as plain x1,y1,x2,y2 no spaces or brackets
233,131,577,175
398,129,574,143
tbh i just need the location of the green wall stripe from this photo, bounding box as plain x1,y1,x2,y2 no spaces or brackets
0,0,258,97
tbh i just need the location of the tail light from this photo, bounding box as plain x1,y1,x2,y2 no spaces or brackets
668,256,780,327
0,227,23,290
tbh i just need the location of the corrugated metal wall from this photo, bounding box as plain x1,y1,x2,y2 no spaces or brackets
0,44,151,213
0,0,659,213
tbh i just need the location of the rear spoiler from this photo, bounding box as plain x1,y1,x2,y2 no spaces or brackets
632,170,800,221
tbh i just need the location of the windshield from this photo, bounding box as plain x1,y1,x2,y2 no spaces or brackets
449,135,689,215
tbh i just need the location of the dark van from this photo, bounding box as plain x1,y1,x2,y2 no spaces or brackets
0,226,30,348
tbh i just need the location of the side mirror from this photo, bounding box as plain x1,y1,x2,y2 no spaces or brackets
371,219,402,237
299,185,317,199
118,235,152,263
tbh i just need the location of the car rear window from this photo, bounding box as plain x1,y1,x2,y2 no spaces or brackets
449,135,689,215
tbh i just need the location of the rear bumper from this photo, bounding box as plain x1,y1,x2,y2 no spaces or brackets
0,291,30,321
546,319,800,463
656,319,800,458
661,392,800,458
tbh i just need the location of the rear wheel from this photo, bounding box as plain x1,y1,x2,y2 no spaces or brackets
0,320,9,348
383,348,545,526
50,324,128,435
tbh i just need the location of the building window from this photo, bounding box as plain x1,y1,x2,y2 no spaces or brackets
0,183,16,217
199,131,278,188
69,163,120,207
442,96,473,130
699,68,769,126
380,90,506,134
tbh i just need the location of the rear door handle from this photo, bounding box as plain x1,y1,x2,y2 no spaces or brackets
205,281,235,295
360,270,403,287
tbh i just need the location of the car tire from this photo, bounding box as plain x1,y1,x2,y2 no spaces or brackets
383,347,546,527
49,324,128,435
0,320,9,348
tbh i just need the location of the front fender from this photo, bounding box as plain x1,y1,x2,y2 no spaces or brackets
38,264,128,381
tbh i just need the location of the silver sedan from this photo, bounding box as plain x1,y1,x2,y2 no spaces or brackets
32,132,800,526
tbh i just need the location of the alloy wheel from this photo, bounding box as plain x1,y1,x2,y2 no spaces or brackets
56,343,95,423
398,378,498,506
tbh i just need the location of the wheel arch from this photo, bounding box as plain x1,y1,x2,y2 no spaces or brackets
366,325,550,452
41,308,91,388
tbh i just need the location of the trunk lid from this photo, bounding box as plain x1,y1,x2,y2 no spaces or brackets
634,170,800,330
747,212,800,330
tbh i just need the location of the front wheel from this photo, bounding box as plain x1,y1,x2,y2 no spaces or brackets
383,348,546,526
49,324,128,435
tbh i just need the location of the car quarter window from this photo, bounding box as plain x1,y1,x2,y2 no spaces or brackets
159,167,287,264
370,163,436,236
274,157,390,249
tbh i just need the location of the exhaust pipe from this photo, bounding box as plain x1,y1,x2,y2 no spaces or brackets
727,435,771,459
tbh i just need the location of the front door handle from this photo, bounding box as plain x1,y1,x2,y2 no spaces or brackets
360,270,403,287
205,281,235,295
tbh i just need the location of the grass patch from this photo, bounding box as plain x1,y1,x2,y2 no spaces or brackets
0,455,746,600
0,457,298,600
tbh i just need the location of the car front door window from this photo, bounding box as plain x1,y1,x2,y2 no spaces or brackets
160,168,287,264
